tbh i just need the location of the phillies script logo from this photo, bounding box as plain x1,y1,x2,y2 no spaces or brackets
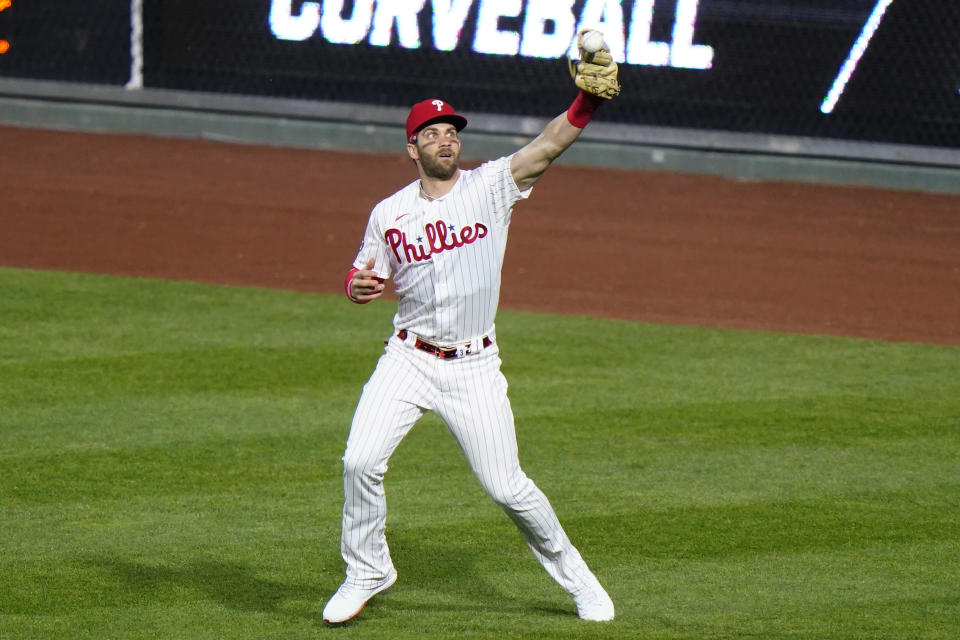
385,219,488,264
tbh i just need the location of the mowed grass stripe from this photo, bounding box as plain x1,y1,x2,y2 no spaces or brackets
1,267,958,639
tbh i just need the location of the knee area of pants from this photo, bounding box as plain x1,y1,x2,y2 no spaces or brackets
486,477,535,509
341,451,383,480
487,486,526,508
492,495,520,510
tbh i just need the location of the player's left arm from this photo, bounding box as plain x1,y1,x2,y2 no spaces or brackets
510,110,588,192
510,30,621,191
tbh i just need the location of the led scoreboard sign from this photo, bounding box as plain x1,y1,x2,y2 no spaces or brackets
256,0,959,149
0,0,11,55
1,0,958,150
269,0,715,70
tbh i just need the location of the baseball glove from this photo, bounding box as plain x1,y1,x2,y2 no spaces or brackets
568,29,621,99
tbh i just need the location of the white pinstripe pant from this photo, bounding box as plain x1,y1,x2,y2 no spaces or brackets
339,334,596,594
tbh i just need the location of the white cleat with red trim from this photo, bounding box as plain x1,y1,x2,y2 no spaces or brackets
571,575,615,621
322,570,397,624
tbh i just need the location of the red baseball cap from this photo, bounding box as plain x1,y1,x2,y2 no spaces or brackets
406,99,468,142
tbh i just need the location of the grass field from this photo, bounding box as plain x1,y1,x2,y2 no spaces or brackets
1,267,958,639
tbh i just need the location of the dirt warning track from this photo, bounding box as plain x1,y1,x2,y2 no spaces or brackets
2,125,958,345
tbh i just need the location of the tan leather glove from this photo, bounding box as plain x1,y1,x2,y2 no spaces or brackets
568,29,621,99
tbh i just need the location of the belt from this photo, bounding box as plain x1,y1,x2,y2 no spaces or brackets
396,329,492,359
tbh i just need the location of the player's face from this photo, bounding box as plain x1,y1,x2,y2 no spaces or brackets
411,124,461,180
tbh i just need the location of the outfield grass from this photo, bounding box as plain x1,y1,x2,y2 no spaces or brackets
1,267,958,639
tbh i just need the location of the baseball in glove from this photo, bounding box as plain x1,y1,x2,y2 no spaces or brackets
568,29,621,99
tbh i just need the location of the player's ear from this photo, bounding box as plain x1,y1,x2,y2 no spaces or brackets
406,142,419,162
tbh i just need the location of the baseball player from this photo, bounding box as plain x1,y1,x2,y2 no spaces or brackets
323,31,621,625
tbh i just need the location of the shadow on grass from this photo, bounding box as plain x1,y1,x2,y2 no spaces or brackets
91,556,327,621
86,520,583,623
383,523,577,620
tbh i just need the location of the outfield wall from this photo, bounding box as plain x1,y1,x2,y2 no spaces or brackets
1,1,958,193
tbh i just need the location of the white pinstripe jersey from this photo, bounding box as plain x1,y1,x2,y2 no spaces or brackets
353,155,531,346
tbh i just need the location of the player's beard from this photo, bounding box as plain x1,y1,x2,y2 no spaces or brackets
419,146,459,181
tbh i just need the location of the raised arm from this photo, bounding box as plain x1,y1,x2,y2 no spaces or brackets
510,29,621,192
510,92,603,192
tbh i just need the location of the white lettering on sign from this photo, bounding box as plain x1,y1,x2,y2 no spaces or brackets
321,0,375,45
268,0,714,70
474,0,522,56
570,0,626,61
627,0,668,65
670,0,713,69
269,0,320,41
370,0,427,48
432,0,474,51
520,0,577,59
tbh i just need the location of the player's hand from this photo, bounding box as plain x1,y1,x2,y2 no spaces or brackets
568,29,620,99
351,258,386,302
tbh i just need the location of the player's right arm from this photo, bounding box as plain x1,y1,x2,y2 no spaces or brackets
346,205,391,304
345,258,385,303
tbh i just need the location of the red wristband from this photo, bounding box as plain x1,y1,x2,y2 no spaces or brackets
345,267,369,304
565,91,604,129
